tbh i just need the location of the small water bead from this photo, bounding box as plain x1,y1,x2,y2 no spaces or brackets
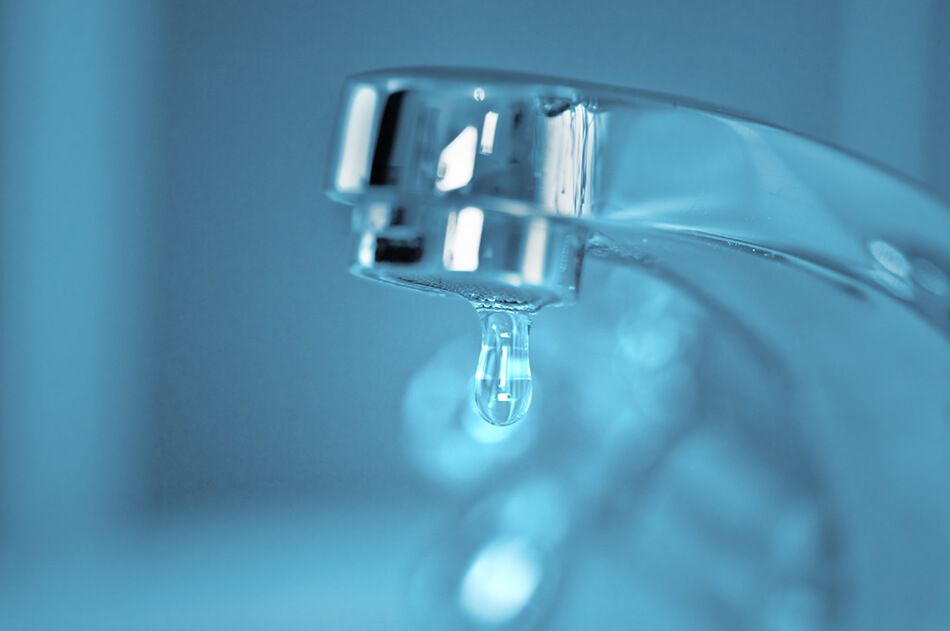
474,308,533,426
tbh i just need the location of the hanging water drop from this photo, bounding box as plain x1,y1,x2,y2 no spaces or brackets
474,308,533,426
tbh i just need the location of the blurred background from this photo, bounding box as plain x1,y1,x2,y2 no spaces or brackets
1,0,948,629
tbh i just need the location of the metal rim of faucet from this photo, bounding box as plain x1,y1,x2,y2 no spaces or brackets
326,66,950,329
326,69,604,311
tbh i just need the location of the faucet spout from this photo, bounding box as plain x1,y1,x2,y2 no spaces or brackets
326,67,950,334
326,68,601,311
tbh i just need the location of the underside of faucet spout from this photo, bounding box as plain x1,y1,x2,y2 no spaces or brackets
348,201,584,311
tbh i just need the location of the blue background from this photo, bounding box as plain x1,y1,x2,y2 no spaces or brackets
1,0,948,628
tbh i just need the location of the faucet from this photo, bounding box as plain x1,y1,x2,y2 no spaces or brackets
326,67,950,415
325,68,950,629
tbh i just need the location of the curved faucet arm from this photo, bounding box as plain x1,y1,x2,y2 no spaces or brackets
325,68,950,321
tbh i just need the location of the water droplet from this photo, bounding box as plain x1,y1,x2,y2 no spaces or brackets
474,308,532,426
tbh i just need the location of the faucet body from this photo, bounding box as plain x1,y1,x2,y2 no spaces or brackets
326,68,950,630
327,68,950,319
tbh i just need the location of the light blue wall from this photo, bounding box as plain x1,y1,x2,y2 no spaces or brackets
1,0,159,542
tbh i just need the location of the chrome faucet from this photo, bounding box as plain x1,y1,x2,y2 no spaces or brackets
325,67,950,629
326,67,950,418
